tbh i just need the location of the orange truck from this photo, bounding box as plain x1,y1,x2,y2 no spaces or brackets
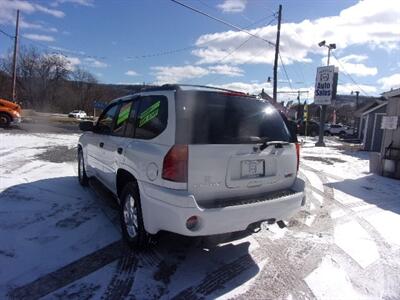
0,98,22,128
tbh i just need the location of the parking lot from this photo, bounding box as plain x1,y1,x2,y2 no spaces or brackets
1,123,400,300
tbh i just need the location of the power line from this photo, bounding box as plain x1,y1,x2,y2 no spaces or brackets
125,14,276,60
0,28,14,39
183,17,277,85
210,17,276,67
18,35,107,62
331,52,371,96
169,0,275,47
196,0,276,27
279,53,293,90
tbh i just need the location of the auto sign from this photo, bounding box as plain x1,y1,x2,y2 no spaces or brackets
314,66,336,105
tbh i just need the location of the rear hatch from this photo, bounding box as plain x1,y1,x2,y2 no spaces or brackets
175,90,297,207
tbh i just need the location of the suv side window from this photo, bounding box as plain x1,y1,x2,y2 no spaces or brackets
96,103,119,134
113,101,133,136
135,96,168,139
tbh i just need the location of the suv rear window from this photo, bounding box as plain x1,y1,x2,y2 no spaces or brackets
175,91,290,144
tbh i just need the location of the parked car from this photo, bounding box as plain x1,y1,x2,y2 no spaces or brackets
68,110,87,119
0,98,21,128
297,120,320,136
325,124,354,136
78,85,305,248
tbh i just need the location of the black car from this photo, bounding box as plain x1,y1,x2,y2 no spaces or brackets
297,120,320,136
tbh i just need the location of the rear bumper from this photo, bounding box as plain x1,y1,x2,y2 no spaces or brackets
140,178,305,236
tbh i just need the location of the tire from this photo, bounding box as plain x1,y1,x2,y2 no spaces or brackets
324,131,330,136
310,130,318,137
339,131,346,138
0,113,11,128
120,182,149,249
78,150,89,186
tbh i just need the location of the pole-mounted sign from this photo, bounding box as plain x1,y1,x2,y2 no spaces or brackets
314,65,336,105
93,101,108,110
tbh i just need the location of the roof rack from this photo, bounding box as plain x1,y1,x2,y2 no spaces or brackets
139,84,254,96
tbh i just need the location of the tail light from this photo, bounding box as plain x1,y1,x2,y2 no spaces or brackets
295,143,300,171
162,145,188,182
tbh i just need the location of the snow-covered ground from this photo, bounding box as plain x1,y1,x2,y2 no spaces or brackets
1,131,400,299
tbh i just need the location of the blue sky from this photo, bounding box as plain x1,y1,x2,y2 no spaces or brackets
0,0,399,102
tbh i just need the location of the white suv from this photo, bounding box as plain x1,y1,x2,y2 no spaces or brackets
325,124,354,136
69,110,87,119
78,85,305,248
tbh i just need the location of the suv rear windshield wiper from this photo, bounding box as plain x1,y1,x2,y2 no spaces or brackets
219,136,265,144
259,138,289,151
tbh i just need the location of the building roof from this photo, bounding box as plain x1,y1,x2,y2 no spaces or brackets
361,102,388,116
382,88,400,99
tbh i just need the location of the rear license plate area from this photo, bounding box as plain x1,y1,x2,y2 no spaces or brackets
241,159,265,178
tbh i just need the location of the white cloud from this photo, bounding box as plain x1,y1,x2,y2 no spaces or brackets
194,0,400,66
151,64,246,83
0,0,65,21
217,0,247,13
65,56,81,70
44,54,81,71
208,64,244,76
23,33,55,42
34,4,65,18
0,0,64,36
51,0,94,7
151,65,210,84
19,19,59,33
125,70,138,76
326,54,378,77
117,82,143,85
378,73,400,90
49,46,85,56
336,83,378,94
215,81,272,95
83,58,108,68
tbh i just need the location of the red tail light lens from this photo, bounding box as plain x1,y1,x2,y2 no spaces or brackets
295,143,300,171
162,145,188,182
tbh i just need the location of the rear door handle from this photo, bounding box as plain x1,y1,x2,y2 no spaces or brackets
99,142,104,148
117,147,123,154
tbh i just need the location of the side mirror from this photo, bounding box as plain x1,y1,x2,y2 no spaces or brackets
79,121,94,132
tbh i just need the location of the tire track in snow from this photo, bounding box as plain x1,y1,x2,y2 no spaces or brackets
7,240,124,300
100,250,139,300
171,248,266,300
301,164,391,257
300,164,398,297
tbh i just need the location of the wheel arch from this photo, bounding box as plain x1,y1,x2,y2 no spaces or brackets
116,168,138,200
0,111,13,125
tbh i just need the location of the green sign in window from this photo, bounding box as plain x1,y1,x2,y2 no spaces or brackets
139,100,160,127
117,107,130,125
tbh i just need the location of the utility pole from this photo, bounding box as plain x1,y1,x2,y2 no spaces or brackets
297,90,301,120
352,90,360,136
11,10,20,102
272,4,282,104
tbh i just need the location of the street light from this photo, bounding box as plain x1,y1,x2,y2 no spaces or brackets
318,40,336,66
315,40,336,147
